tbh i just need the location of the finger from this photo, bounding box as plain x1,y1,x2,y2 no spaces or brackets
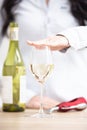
27,40,34,45
27,40,46,49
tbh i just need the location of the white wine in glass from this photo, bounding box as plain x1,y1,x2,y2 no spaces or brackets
30,64,53,84
29,46,54,118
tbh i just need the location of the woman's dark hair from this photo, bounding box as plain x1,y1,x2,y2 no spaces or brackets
69,0,87,25
1,0,87,36
1,0,22,36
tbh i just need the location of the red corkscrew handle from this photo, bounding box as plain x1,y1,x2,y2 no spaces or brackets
57,97,87,112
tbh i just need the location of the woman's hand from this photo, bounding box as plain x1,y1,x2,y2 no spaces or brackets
27,35,70,51
26,95,59,109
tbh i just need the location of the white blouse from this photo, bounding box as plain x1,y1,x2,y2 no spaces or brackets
0,0,87,104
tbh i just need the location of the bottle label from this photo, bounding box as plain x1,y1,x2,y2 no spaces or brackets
20,76,26,103
2,76,26,104
10,27,18,40
2,76,13,103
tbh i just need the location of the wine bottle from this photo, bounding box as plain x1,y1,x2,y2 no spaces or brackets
2,22,26,112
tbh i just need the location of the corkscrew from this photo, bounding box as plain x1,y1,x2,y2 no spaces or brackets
45,97,87,114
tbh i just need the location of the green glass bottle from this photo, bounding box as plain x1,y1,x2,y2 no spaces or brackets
2,22,26,112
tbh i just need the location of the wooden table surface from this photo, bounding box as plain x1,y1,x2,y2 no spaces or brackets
0,108,87,130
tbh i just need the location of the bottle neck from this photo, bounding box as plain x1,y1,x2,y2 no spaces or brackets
10,26,18,41
8,26,19,52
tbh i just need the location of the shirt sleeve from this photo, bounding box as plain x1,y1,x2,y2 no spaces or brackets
60,26,87,50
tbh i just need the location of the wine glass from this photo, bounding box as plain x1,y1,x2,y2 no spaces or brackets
29,46,54,118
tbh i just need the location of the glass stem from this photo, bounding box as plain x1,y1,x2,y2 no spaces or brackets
39,83,44,114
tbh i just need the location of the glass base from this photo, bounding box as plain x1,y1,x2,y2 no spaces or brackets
31,112,53,118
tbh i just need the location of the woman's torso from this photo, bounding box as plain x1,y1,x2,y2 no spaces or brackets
14,0,78,41
14,0,87,101
13,0,79,62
